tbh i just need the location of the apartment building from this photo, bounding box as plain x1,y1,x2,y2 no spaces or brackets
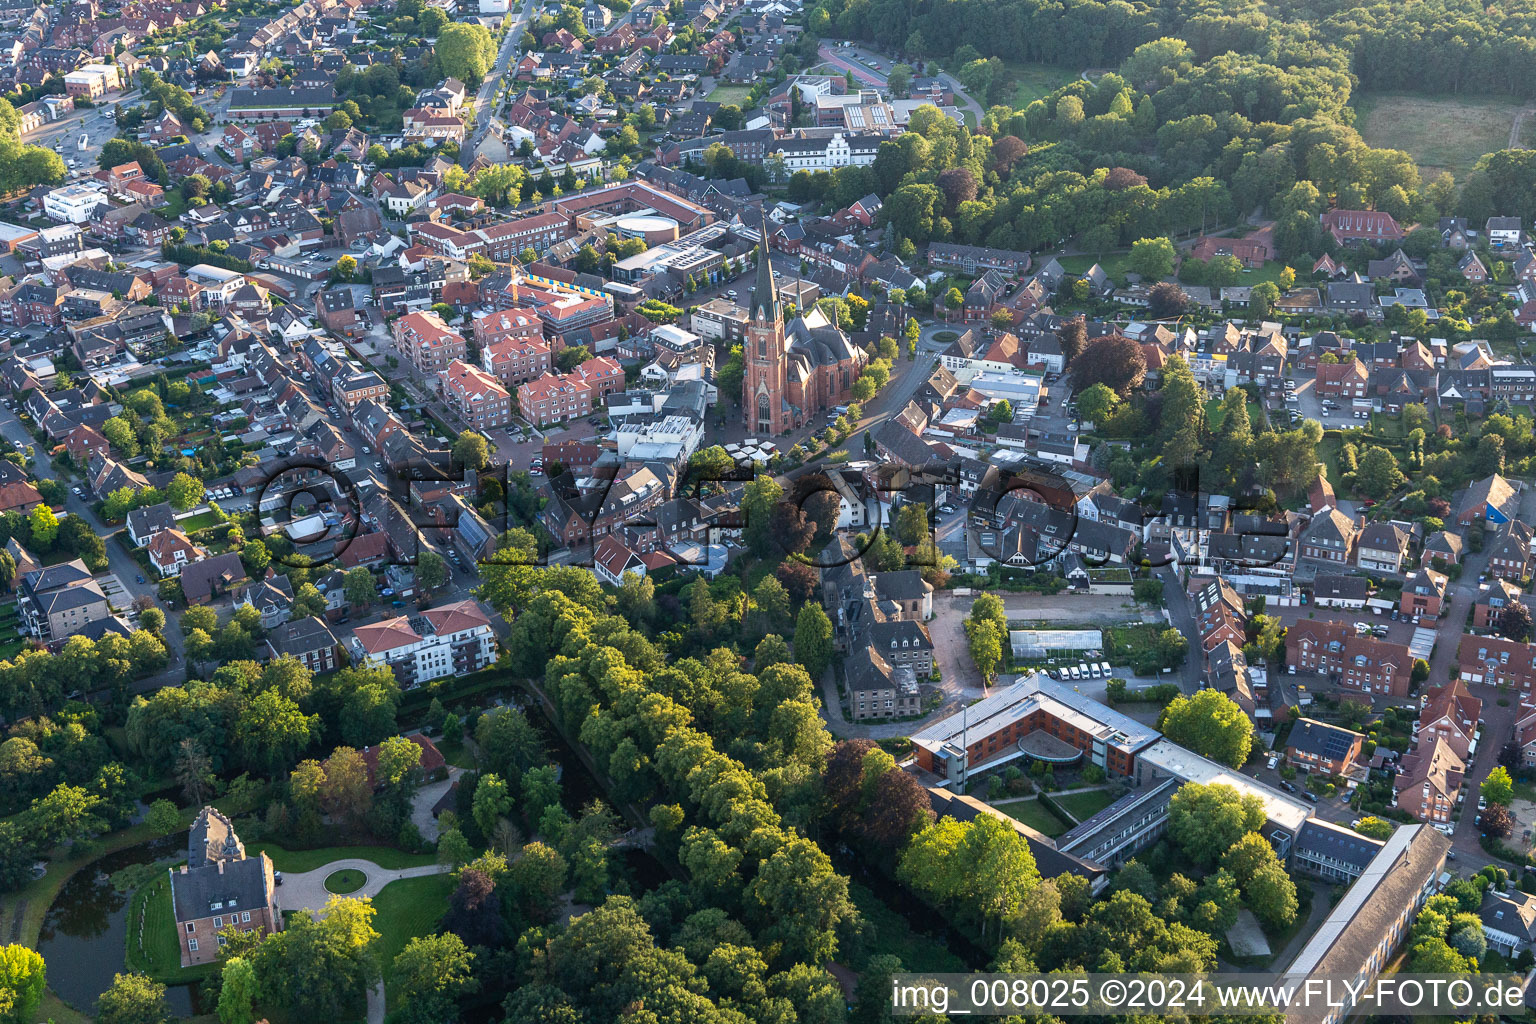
347,599,496,688
518,371,593,427
394,311,466,375
441,360,512,429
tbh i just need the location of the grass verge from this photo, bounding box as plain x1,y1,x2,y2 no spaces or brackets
371,873,454,1003
249,843,437,873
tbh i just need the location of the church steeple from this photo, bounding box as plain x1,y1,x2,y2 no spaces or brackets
748,215,778,323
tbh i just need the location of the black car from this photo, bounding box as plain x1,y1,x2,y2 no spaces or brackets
1279,780,1298,793
1302,791,1319,803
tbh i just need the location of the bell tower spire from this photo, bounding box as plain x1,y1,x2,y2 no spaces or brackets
748,213,778,323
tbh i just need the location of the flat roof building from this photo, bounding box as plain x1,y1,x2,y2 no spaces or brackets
1284,824,1450,1024
912,674,1160,786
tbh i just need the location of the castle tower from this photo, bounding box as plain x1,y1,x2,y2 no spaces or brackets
742,219,791,435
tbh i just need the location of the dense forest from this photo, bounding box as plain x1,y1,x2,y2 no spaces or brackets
776,0,1536,267
816,0,1536,100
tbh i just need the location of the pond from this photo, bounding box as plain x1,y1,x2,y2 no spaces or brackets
37,834,204,1017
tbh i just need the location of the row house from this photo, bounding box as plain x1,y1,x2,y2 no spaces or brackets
1193,577,1245,653
540,465,667,548
1287,620,1412,696
1299,508,1358,563
1400,566,1449,620
1460,635,1536,691
1356,521,1412,574
1315,357,1369,400
1286,718,1366,776
1474,578,1525,630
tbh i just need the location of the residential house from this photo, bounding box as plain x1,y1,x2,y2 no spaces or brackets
1400,566,1448,620
1394,737,1463,825
1356,521,1412,574
1300,508,1358,563
179,552,249,604
263,615,341,672
1418,680,1481,762
147,528,205,577
1486,520,1533,581
347,599,496,688
1286,718,1366,775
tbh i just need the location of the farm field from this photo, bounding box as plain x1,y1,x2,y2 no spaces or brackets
1353,92,1523,178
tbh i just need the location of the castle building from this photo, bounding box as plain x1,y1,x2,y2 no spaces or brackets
741,223,867,434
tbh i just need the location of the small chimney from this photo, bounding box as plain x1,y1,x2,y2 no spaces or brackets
218,860,225,874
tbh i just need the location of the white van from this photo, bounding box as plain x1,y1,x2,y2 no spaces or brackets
1078,663,1090,680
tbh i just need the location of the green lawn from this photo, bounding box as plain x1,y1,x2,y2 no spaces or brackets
325,869,367,894
126,876,214,985
1051,788,1117,823
370,873,454,1001
250,843,437,873
1001,61,1077,109
705,83,752,105
992,798,1067,836
1205,396,1263,431
177,510,225,533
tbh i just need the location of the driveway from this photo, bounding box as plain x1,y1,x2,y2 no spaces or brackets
277,858,450,916
410,767,463,841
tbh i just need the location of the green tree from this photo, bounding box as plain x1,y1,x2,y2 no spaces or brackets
793,602,834,679
1167,782,1266,866
435,23,497,86
27,506,56,550
1356,446,1404,498
1128,236,1176,280
1483,766,1515,806
1248,280,1280,318
166,472,205,511
1076,382,1119,424
96,973,167,1024
216,957,257,1024
393,933,476,1017
1354,816,1394,840
452,430,489,472
0,944,45,1024
145,799,180,836
343,567,376,608
968,618,1004,683
473,773,512,838
416,551,449,592
1158,689,1253,768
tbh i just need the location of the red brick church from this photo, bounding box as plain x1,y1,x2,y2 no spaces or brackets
742,230,867,434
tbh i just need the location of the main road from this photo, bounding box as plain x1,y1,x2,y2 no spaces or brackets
465,0,539,163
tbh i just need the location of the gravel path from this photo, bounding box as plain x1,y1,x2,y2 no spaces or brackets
278,858,449,917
